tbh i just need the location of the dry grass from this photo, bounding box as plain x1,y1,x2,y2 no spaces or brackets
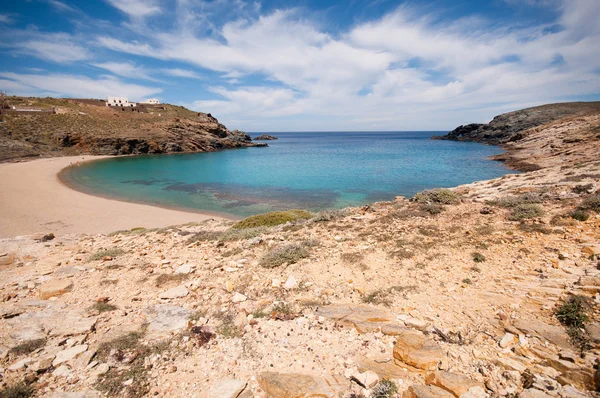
260,243,310,268
87,248,126,262
155,273,188,287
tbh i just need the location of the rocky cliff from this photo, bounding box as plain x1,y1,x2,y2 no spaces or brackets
434,102,600,145
0,97,265,162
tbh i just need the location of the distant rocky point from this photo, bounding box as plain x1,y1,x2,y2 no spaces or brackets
0,96,266,162
254,134,278,141
433,102,600,145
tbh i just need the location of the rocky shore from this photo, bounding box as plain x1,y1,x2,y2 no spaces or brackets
253,135,278,141
0,97,266,163
1,104,600,397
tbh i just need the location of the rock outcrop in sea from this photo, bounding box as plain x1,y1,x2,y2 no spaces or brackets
254,134,279,140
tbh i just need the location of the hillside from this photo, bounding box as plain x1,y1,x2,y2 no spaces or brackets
0,97,265,162
434,102,600,145
1,105,600,396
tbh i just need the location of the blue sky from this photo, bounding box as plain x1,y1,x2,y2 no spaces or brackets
0,0,599,131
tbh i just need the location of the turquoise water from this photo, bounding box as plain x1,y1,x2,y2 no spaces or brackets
61,132,510,218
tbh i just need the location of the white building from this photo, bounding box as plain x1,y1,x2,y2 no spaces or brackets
106,96,136,107
141,98,160,104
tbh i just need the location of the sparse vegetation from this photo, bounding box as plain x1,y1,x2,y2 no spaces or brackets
472,252,486,263
421,203,445,214
87,248,126,262
9,339,46,357
341,252,364,264
362,289,392,306
572,184,594,194
155,273,188,287
187,227,266,244
0,382,35,398
507,203,544,221
217,314,242,338
518,222,553,234
371,379,398,398
232,210,312,229
488,193,544,208
579,193,600,213
89,301,117,313
414,188,459,204
311,209,347,222
571,209,590,221
555,295,593,351
260,242,310,268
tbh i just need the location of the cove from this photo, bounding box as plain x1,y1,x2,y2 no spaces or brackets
60,132,512,218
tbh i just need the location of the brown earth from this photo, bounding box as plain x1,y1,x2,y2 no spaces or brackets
0,105,600,397
0,96,266,162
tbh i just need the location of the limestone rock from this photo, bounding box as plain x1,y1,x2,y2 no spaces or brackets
8,357,33,371
232,292,247,303
283,275,297,290
144,305,193,336
520,389,553,398
258,372,335,398
51,392,102,398
53,365,73,377
393,330,444,370
53,344,88,366
582,245,600,256
403,385,455,398
39,279,73,300
175,264,193,274
499,333,517,348
316,303,401,334
425,371,485,397
159,285,189,299
29,355,55,372
208,378,247,398
513,319,572,350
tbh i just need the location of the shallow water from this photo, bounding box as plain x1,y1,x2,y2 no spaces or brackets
62,132,511,217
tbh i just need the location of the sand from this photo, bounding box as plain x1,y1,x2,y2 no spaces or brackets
0,156,223,238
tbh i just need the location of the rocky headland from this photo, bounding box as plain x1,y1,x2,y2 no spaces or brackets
253,135,278,141
1,103,600,397
0,97,266,163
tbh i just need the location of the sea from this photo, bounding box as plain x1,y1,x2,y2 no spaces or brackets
60,131,511,218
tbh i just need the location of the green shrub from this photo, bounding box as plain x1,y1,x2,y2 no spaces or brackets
414,189,459,204
571,209,590,222
489,193,543,208
0,382,35,398
555,296,590,328
579,194,600,213
87,248,126,262
371,379,398,398
232,210,311,229
472,252,486,263
260,243,310,268
508,204,543,221
421,203,445,214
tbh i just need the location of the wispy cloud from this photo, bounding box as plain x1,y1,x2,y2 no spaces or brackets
45,0,78,13
91,61,158,81
0,14,14,24
0,72,161,99
105,0,161,19
161,68,203,80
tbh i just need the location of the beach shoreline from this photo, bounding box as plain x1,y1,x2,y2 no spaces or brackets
0,156,225,239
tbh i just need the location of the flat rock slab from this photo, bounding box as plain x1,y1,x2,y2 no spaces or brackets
208,378,247,398
144,304,193,336
425,371,485,396
258,372,335,398
393,330,443,371
39,279,73,300
315,303,403,334
53,344,88,366
158,285,189,299
403,385,455,398
513,319,572,350
51,391,102,398
355,356,412,380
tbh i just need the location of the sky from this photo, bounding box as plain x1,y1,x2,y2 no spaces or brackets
0,0,599,132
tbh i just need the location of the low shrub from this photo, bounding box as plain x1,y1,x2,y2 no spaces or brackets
232,210,311,229
9,339,46,357
507,204,543,221
414,188,459,205
371,379,399,398
571,209,590,222
518,222,553,234
572,184,594,194
0,382,35,398
311,209,347,222
421,203,445,214
488,193,543,208
472,252,486,263
87,248,126,262
579,194,600,213
260,243,310,268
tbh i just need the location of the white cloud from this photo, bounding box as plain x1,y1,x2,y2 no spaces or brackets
106,0,161,19
16,33,90,63
45,0,78,13
91,61,158,81
161,68,203,79
0,72,162,100
0,14,13,24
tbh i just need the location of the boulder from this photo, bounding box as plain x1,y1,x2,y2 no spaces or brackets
208,378,247,398
258,372,335,398
425,371,485,397
403,385,455,398
393,330,444,370
39,279,73,299
513,319,572,350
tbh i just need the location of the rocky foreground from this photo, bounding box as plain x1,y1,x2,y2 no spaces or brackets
0,97,265,162
1,107,600,397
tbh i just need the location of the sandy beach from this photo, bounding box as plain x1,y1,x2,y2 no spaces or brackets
0,156,221,238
